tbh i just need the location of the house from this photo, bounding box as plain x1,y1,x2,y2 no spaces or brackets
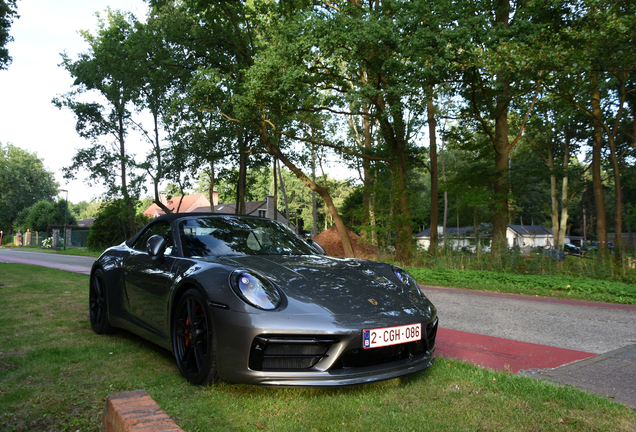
192,196,293,227
76,218,94,228
143,193,217,218
415,224,564,252
415,224,492,251
506,225,564,249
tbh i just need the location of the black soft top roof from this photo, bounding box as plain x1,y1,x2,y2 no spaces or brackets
125,212,264,247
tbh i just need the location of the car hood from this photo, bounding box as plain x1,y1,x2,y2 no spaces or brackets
216,255,428,317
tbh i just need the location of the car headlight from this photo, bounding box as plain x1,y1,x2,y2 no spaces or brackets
392,266,427,299
231,271,281,310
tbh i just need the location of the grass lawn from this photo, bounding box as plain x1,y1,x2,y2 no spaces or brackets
1,264,634,431
407,267,636,305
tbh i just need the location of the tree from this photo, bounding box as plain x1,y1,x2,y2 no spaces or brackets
55,9,144,237
0,0,18,70
13,199,77,232
87,199,149,251
451,0,544,255
0,143,58,234
543,0,636,258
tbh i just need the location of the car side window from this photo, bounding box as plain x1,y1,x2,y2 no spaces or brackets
133,221,173,255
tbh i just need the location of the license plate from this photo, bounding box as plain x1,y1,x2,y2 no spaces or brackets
363,323,421,349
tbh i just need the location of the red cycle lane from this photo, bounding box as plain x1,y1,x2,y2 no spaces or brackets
434,327,595,373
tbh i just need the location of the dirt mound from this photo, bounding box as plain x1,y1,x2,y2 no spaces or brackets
314,226,380,260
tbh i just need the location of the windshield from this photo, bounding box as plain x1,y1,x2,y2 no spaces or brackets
179,216,317,257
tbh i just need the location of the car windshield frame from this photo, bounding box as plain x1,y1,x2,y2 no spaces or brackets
178,216,317,258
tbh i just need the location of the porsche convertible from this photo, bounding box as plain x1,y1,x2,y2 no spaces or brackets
89,213,438,387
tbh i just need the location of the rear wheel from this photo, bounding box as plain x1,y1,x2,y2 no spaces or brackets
89,269,115,334
172,288,218,385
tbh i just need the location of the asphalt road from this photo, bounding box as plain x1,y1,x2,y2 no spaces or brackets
421,285,636,354
0,249,96,275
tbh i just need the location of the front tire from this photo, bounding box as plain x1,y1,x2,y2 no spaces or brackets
89,269,115,334
172,288,218,385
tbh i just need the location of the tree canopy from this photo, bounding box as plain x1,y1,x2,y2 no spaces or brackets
57,0,636,262
0,142,58,234
0,0,18,70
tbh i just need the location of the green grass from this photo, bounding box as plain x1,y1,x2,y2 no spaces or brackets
407,267,636,305
1,264,634,431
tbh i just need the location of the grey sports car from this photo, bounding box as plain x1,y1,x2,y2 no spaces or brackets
89,213,438,387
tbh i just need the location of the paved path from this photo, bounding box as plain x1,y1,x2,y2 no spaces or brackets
422,285,636,409
0,249,96,275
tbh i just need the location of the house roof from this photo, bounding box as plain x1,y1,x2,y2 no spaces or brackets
76,218,94,228
507,225,553,237
192,201,290,219
143,194,210,217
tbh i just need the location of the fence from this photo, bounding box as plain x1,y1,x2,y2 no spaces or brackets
10,229,91,248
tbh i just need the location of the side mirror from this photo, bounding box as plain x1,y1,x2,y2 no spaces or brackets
308,239,326,255
147,235,166,261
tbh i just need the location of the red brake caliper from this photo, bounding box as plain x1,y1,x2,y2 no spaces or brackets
185,305,204,347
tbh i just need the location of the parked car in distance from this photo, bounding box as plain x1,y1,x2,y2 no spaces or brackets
563,243,582,255
89,213,439,387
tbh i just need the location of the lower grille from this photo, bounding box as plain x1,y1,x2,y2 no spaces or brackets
332,340,424,369
249,336,337,371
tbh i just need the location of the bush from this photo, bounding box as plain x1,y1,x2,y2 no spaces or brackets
87,200,150,251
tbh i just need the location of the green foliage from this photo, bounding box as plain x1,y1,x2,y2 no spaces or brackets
87,199,149,251
13,199,77,232
0,143,59,235
70,200,102,220
0,0,18,69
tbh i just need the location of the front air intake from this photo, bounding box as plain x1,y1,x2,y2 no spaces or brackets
249,336,337,371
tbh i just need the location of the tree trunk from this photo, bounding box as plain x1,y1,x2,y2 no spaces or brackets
360,103,372,241
117,107,136,236
311,144,317,237
151,112,171,215
273,157,278,221
370,170,378,246
491,74,512,256
557,137,570,248
608,137,623,259
236,135,247,215
590,73,608,254
548,145,559,245
208,162,215,212
278,162,290,225
427,97,438,255
442,138,448,245
375,94,412,263
260,122,354,257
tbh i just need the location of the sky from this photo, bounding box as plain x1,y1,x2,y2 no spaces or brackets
0,0,148,204
0,0,357,206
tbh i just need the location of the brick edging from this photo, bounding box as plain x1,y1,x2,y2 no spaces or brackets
101,390,183,432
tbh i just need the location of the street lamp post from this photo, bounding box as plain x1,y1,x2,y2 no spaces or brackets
60,189,68,251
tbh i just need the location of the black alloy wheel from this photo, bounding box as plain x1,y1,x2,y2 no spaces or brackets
172,288,218,385
89,269,114,334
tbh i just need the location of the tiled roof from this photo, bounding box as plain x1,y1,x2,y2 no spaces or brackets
143,194,210,217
